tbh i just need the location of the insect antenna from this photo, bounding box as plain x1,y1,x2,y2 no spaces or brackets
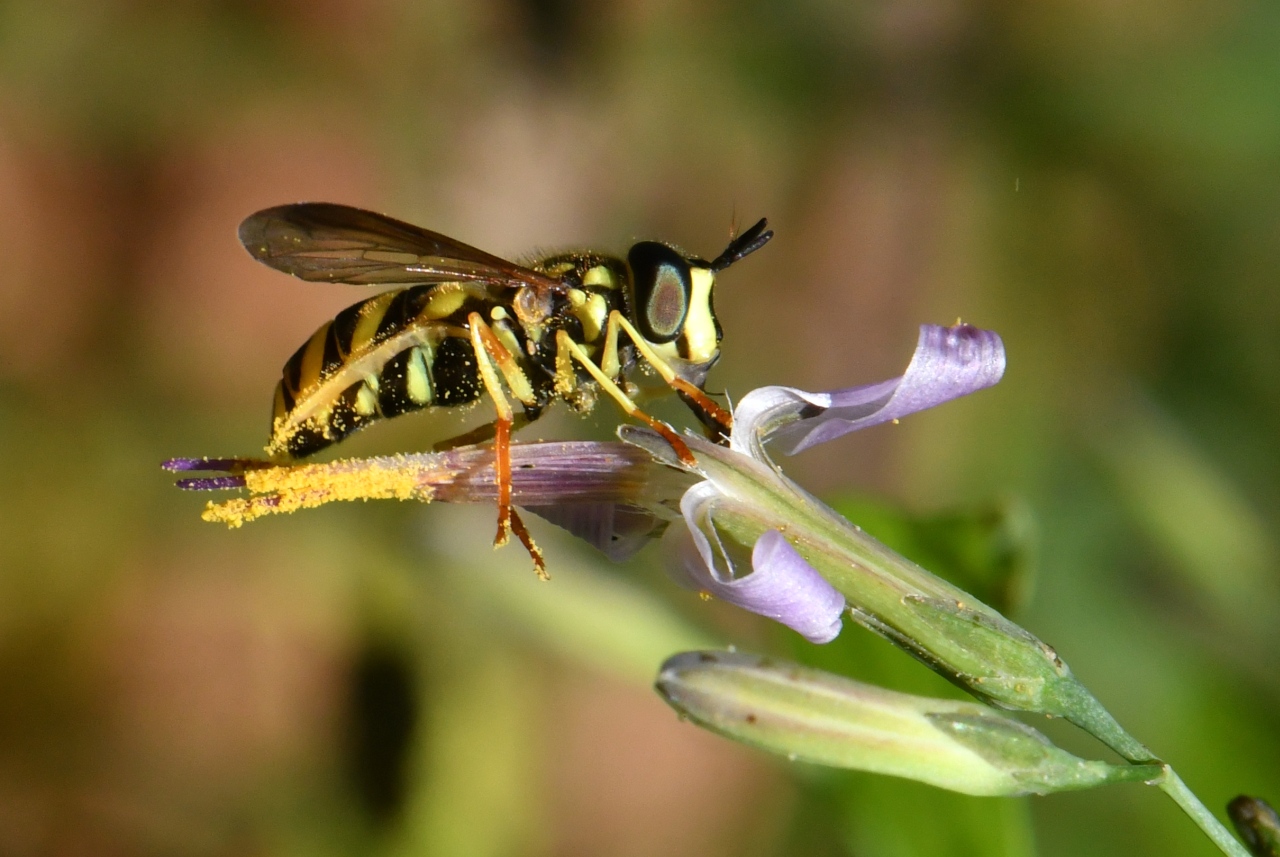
710,217,773,271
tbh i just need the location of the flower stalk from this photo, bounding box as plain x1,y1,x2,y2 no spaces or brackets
633,426,1151,755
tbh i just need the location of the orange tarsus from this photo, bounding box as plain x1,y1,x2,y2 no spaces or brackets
488,376,547,577
469,311,547,579
492,416,513,547
641,415,697,467
509,507,547,580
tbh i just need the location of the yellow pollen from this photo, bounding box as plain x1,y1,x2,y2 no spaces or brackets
201,456,445,527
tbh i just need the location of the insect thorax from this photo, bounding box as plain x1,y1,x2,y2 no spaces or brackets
529,251,631,354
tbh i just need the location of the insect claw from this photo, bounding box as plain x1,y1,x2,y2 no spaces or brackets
493,509,512,548
508,508,548,579
491,502,546,577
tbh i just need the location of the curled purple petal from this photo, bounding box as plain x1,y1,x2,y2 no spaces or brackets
734,324,1005,455
669,485,845,644
747,531,846,643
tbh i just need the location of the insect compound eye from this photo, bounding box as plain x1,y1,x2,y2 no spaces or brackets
627,241,691,344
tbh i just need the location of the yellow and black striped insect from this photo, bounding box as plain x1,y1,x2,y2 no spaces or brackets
240,203,772,575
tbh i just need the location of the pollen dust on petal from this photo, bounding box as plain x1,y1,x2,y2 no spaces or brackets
200,455,444,527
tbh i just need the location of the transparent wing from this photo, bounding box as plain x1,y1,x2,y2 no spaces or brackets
239,202,564,291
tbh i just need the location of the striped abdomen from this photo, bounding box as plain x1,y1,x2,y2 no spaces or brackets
268,283,498,460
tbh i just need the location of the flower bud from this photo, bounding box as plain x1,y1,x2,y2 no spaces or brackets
656,651,1161,796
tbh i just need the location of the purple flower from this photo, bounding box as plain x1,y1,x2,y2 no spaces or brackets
665,323,1006,644
164,442,693,560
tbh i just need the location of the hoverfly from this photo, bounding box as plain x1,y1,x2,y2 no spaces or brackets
239,203,772,576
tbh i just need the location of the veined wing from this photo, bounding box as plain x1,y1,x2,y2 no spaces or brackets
239,202,565,292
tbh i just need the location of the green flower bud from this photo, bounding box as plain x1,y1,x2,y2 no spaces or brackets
656,650,1161,797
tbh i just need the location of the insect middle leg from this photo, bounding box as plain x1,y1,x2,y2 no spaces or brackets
468,312,547,579
554,329,697,467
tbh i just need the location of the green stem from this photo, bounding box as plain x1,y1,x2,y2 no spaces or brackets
1048,678,1156,763
1156,767,1251,857
1049,686,1246,856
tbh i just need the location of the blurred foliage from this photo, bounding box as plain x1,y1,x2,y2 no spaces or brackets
1,0,1279,855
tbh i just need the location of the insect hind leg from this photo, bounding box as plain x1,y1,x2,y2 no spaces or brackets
677,388,731,443
468,312,547,579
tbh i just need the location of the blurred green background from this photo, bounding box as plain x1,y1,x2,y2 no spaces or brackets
1,1,1278,854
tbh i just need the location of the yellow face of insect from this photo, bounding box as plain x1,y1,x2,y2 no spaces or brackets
626,242,722,369
680,267,718,365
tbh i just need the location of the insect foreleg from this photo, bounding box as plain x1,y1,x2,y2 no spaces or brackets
607,311,733,434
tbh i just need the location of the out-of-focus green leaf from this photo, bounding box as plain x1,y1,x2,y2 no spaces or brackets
1094,397,1279,636
391,646,545,857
